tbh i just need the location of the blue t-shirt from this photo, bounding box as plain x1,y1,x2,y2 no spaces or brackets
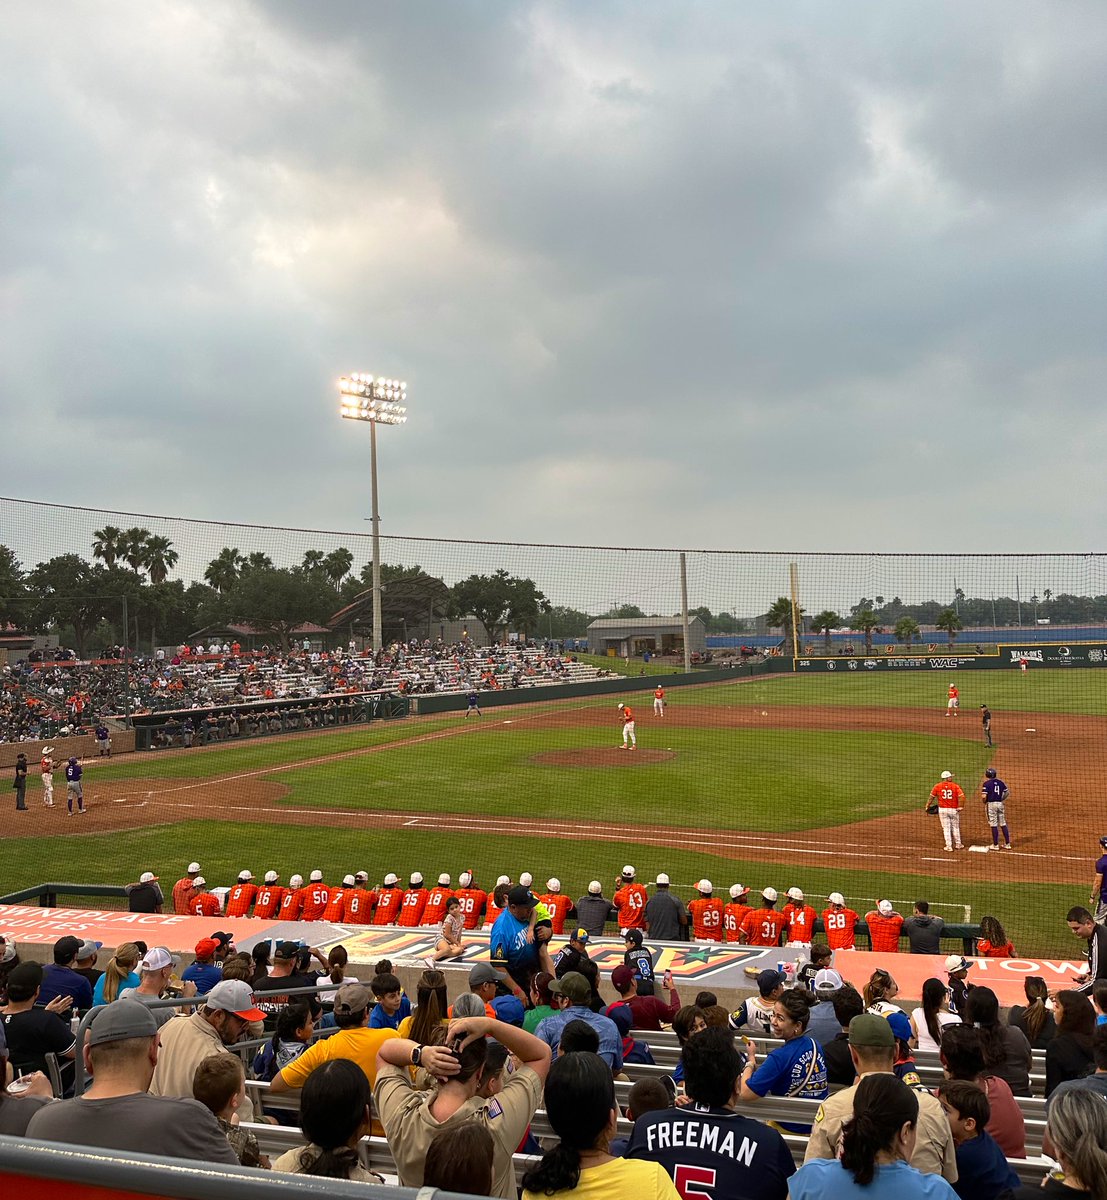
181,962,222,996
92,971,141,1006
467,692,479,707
789,1158,958,1200
627,1104,795,1200
368,994,411,1029
534,1006,623,1071
748,1036,827,1101
951,1130,1020,1200
490,910,538,972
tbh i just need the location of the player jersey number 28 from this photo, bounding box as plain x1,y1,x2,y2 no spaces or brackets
826,912,849,931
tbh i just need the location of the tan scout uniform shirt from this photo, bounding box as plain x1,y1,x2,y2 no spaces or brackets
375,1063,543,1198
804,1071,957,1182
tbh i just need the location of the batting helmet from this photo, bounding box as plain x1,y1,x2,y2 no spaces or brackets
985,768,997,778
1100,837,1107,849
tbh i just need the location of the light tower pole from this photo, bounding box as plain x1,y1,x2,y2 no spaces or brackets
338,374,408,653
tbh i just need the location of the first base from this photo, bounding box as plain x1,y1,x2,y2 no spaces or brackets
1025,728,1036,733
968,845,991,853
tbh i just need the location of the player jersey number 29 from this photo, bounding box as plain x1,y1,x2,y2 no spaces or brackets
674,1164,717,1200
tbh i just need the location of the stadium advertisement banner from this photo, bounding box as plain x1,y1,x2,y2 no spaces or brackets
794,655,985,672
1001,643,1107,666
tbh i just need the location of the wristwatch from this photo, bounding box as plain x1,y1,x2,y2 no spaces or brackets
410,1046,422,1067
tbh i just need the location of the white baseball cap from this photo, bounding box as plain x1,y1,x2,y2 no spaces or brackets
187,862,201,874
697,879,713,893
547,878,561,892
496,875,511,887
141,946,178,971
941,771,953,780
622,865,636,878
290,874,304,888
410,872,423,885
343,874,356,887
656,873,670,885
384,873,399,886
878,900,894,917
730,883,750,899
828,892,845,906
238,870,254,881
192,876,206,888
762,886,778,902
263,870,279,883
41,746,54,755
945,954,972,974
355,871,369,882
458,871,473,887
519,872,533,888
786,887,804,901
588,880,602,894
309,869,324,882
438,873,451,886
139,871,158,884
813,968,844,994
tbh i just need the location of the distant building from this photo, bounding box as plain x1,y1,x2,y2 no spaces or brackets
586,616,706,658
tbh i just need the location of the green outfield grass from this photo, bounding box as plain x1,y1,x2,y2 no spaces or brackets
574,652,680,676
691,667,1107,715
0,820,1080,959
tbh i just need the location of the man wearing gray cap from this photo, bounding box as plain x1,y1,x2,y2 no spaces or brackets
25,1002,238,1162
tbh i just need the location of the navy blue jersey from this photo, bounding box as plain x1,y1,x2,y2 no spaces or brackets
625,946,657,984
65,762,82,783
982,778,1009,803
467,692,479,707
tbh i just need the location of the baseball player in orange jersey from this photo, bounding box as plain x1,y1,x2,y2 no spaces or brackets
946,682,959,716
739,888,785,946
929,770,965,851
224,871,258,918
300,871,330,921
172,863,202,915
865,900,904,953
653,686,665,716
782,887,817,946
822,892,860,949
689,880,725,942
372,874,404,925
186,877,221,917
323,876,354,922
613,866,648,930
724,884,752,942
618,702,637,749
538,879,575,934
398,873,429,926
279,875,305,921
421,874,455,926
251,871,285,919
453,871,488,930
342,872,376,924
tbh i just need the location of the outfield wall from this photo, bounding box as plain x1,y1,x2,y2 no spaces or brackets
790,641,1107,672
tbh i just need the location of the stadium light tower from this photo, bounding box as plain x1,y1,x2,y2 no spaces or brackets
339,373,408,653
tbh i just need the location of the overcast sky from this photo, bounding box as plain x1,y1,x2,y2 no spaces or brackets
2,1,1105,566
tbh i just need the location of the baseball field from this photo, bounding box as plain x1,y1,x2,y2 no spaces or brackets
0,668,1094,958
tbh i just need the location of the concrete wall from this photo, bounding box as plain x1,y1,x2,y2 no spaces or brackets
0,730,135,770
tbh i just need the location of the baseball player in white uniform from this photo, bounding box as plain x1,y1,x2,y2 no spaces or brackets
41,747,55,807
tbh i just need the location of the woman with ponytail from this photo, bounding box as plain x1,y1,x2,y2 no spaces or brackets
92,943,141,1004
910,978,960,1053
398,968,448,1044
1008,976,1057,1049
1014,1087,1107,1198
964,986,1032,1096
520,1051,678,1199
271,1059,382,1182
790,1073,957,1198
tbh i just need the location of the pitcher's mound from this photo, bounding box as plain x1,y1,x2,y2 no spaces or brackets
531,748,676,767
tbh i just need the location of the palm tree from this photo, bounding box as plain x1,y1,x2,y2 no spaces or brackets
894,616,920,653
853,608,879,655
809,610,841,655
936,607,963,647
323,547,354,588
142,535,178,585
243,552,273,573
121,528,152,576
205,547,244,593
301,550,326,576
92,526,125,569
766,597,804,652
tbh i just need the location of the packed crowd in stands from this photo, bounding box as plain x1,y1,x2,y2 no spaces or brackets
0,639,607,744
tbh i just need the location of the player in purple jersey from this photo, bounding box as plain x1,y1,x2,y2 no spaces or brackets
980,769,1011,850
1089,836,1107,924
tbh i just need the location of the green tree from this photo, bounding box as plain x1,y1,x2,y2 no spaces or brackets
936,607,963,647
0,545,27,628
92,526,126,569
598,604,647,620
121,528,152,576
301,549,327,576
243,552,274,573
809,610,841,654
894,616,920,653
449,570,548,644
25,555,115,658
853,608,879,655
142,535,178,584
205,548,245,593
544,606,593,639
766,597,804,652
224,567,336,650
322,547,354,588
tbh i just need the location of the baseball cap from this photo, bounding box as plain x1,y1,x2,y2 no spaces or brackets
264,870,279,883
697,879,713,893
205,980,266,1021
849,1014,895,1048
383,873,399,886
945,955,971,974
607,1003,633,1035
333,982,371,1015
519,873,534,888
624,929,644,946
762,887,778,903
438,873,451,886
611,965,636,992
491,995,525,1026
210,932,234,948
507,885,536,908
941,771,953,780
656,873,670,885
570,928,590,944
813,968,844,995
458,871,473,887
730,884,750,899
757,969,784,996
237,870,254,881
5,962,42,1000
828,892,845,906
41,746,53,754
555,972,591,1005
547,878,561,892
309,870,324,882
886,1010,913,1042
273,940,300,961
139,871,158,883
289,874,304,888
88,1001,159,1047
141,947,178,971
877,900,894,917
76,939,102,960
53,936,81,964
622,865,636,878
355,870,369,882
588,881,602,894
495,875,511,887
786,887,804,901
192,876,206,889
194,938,219,959
410,872,423,886
343,874,356,887
188,862,201,874
468,962,500,988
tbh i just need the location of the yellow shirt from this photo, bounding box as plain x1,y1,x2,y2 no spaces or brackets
277,1026,397,1136
523,1157,680,1200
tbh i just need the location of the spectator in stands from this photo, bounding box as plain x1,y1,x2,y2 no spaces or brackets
554,928,591,978
93,943,142,1006
610,964,681,1030
903,900,945,954
940,1025,1025,1158
272,1059,381,1181
1068,907,1107,995
610,1077,672,1156
1047,991,1097,1097
1058,1026,1107,1115
172,863,202,914
489,884,543,1001
606,1003,656,1065
739,990,827,1114
119,947,188,1027
250,941,272,984
522,1050,680,1200
975,915,1015,958
182,939,222,997
73,939,104,991
37,936,93,1011
1022,1089,1107,1199
253,941,323,1027
791,1074,957,1200
645,872,688,941
558,1018,600,1056
729,969,784,1037
808,968,845,1046
192,1054,268,1168
1094,985,1107,1027
806,1015,956,1181
397,970,448,1043
375,1014,551,1196
424,1124,495,1197
534,973,623,1071
0,1018,54,1135
964,986,1032,1096
369,972,406,1030
945,955,975,1017
0,936,21,1004
0,962,76,1082
937,1078,1019,1200
523,972,563,1034
25,1002,238,1163
575,881,613,938
911,977,961,1054
1008,976,1056,1049
622,928,657,995
428,896,465,965
253,1001,313,1084
149,979,266,1100
797,941,833,990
